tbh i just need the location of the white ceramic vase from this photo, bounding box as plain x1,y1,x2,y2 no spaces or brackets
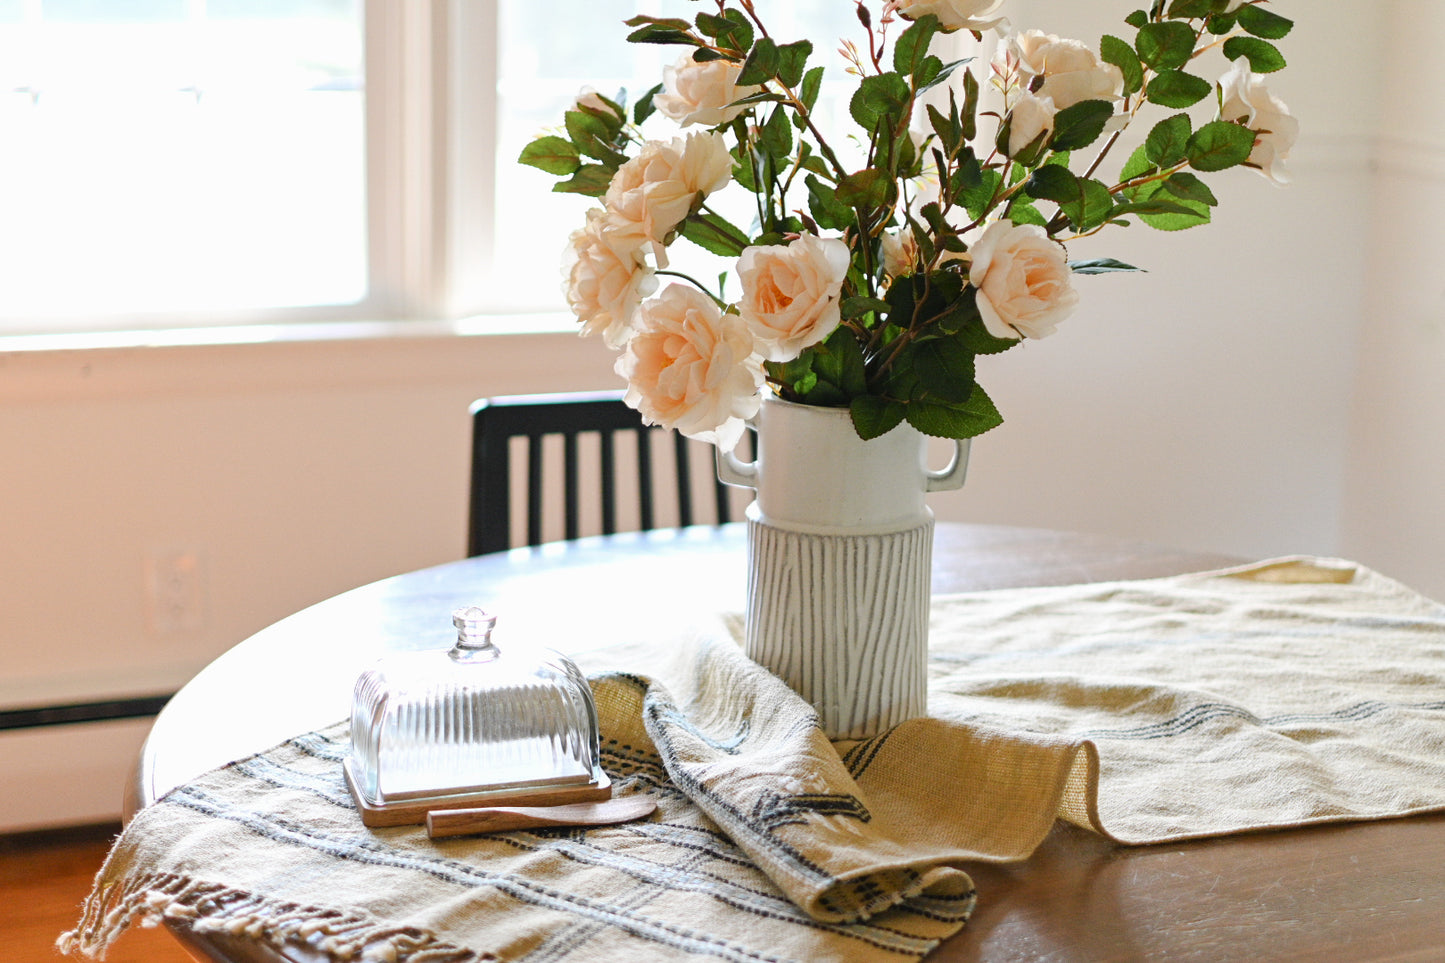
716,394,969,739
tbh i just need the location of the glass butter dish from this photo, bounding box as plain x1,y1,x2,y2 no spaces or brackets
343,606,610,827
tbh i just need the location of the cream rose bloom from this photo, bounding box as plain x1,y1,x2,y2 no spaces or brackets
604,132,733,264
880,229,921,278
1005,31,1124,109
894,0,1007,33
562,208,657,348
1218,60,1300,185
616,284,763,451
573,86,613,117
655,54,762,128
736,233,851,362
968,219,1079,340
1004,90,1056,161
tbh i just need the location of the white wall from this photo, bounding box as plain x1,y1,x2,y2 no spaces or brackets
1341,1,1445,598
2,0,1437,829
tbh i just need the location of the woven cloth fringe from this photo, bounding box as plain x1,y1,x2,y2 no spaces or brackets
58,870,477,962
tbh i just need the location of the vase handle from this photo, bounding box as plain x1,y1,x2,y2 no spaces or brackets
715,441,759,490
924,439,971,492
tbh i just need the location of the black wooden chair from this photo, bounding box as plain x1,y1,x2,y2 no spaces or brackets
467,390,751,556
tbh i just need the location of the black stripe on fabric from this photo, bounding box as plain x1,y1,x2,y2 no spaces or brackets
841,728,898,781
524,846,710,963
1080,698,1445,741
170,781,944,958
643,700,837,888
166,787,796,963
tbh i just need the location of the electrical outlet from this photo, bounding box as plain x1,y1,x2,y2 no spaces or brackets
145,549,206,636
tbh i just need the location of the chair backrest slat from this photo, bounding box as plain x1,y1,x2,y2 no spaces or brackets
674,432,694,528
468,390,748,556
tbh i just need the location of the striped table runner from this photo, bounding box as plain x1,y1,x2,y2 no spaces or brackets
63,557,1445,962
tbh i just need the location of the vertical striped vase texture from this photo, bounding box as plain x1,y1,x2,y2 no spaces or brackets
744,514,933,739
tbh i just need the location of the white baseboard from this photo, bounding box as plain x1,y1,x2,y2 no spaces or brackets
0,718,153,833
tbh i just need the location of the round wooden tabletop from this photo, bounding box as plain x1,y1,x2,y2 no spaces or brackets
133,524,1445,963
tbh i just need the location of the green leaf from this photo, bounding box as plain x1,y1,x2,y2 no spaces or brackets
842,296,890,320
623,15,692,31
1146,69,1213,108
960,69,979,141
954,308,1019,356
626,23,697,46
1125,9,1149,29
1110,197,1201,220
518,136,580,176
912,55,945,93
835,167,897,210
1136,21,1197,71
552,164,614,197
1205,12,1238,36
1100,34,1144,97
719,8,755,51
1160,170,1218,206
677,211,752,256
1004,196,1048,228
1049,99,1115,152
1131,180,1211,230
1145,113,1192,167
849,72,911,133
1024,163,1078,203
927,102,960,156
1069,258,1144,274
800,65,824,114
1166,0,1215,18
1186,120,1256,171
959,165,1002,221
814,328,869,397
910,336,976,404
850,396,907,440
1023,164,1111,231
893,13,940,80
776,39,813,88
1118,142,1156,189
565,109,621,162
633,83,663,125
1222,36,1286,73
806,174,855,230
905,388,1003,439
760,104,793,159
738,37,779,85
1236,4,1293,39
695,11,729,36
1059,177,1117,232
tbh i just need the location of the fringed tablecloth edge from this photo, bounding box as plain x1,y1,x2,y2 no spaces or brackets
57,869,479,963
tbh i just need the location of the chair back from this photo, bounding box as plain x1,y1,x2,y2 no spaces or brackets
468,390,751,555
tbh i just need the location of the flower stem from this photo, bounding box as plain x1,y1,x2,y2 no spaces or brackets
656,270,728,308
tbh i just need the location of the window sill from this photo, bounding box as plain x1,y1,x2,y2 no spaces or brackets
0,311,576,355
0,311,610,403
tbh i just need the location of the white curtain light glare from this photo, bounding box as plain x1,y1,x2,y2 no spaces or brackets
0,0,365,327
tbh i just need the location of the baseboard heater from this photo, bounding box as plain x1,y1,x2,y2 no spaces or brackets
0,694,174,731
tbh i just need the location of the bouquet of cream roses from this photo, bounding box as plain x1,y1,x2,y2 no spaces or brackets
521,0,1297,450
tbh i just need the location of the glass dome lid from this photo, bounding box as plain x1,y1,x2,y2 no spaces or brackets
343,606,609,827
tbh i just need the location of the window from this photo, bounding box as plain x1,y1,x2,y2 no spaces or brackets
0,0,366,333
0,0,863,339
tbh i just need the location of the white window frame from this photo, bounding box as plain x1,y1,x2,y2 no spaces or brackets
366,0,502,325
0,0,516,341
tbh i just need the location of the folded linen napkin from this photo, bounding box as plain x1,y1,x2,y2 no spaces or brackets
62,557,1445,963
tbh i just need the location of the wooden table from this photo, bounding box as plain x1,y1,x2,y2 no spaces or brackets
133,524,1445,963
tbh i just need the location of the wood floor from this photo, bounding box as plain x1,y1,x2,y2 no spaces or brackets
1,822,196,963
